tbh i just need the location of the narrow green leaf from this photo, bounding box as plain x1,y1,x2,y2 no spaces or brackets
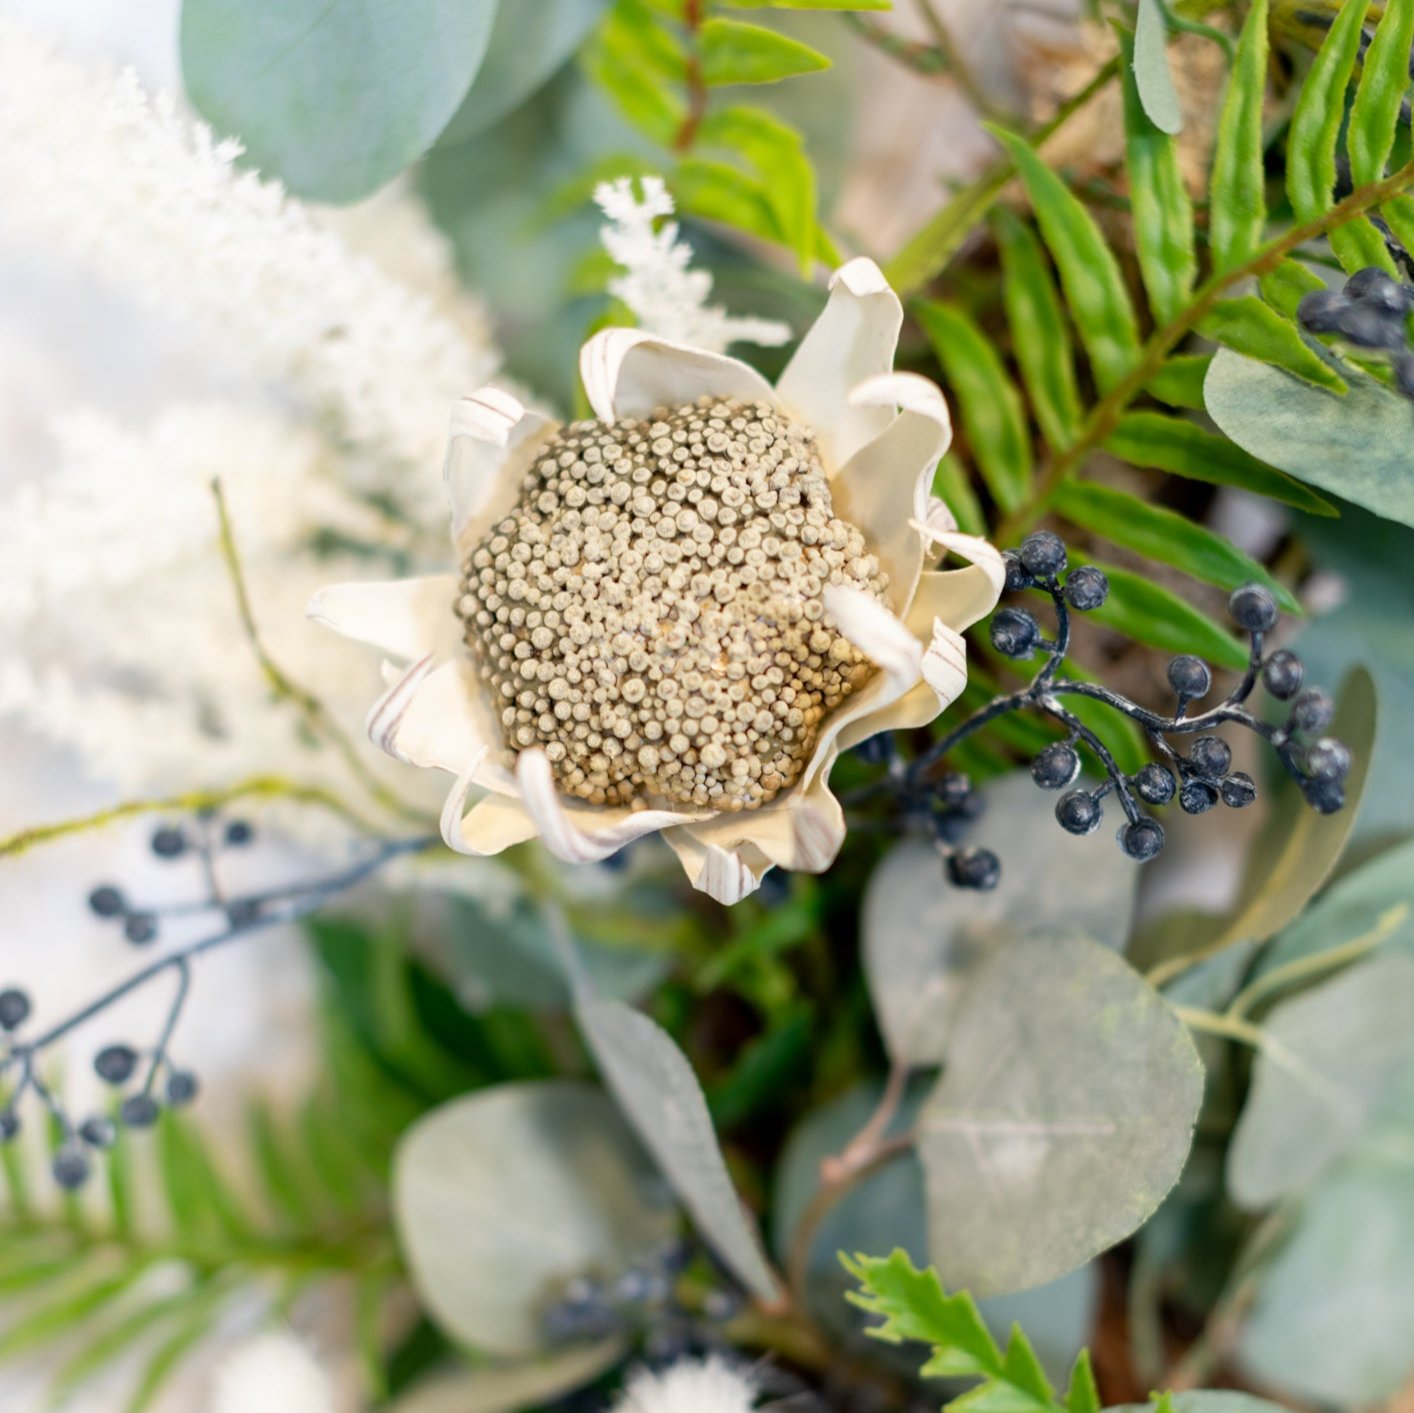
1134,0,1183,134
915,301,1032,513
1329,216,1400,276
157,1112,253,1244
673,158,782,245
1087,559,1249,667
1103,410,1338,515
1065,1350,1102,1413
1146,353,1212,409
0,1261,150,1361
582,25,684,145
994,208,1082,449
1259,258,1326,319
1120,28,1195,324
301,1094,367,1213
1,1128,32,1221
1198,295,1347,391
124,1288,225,1413
717,0,890,8
1383,193,1414,255
1348,0,1414,187
697,106,816,272
1286,0,1371,221
990,127,1141,392
1052,480,1300,611
1208,0,1269,273
248,1100,316,1227
933,453,986,537
0,1253,79,1297
107,1122,135,1241
698,19,830,85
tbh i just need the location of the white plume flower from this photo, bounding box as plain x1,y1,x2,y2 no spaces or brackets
612,1357,761,1413
595,177,791,354
209,1332,336,1413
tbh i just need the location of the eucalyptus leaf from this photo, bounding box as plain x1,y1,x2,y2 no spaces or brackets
1114,1394,1294,1413
439,0,608,145
1133,0,1183,136
1205,349,1414,529
392,1082,676,1356
1227,953,1414,1208
575,999,780,1301
917,934,1204,1295
180,0,498,203
861,774,1138,1068
1237,1144,1414,1404
391,1339,625,1413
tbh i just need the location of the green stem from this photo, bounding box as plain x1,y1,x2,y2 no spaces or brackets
1170,1005,1267,1050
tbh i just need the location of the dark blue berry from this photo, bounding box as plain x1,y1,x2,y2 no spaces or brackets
52,1148,91,1191
1262,649,1304,700
224,820,254,847
1291,688,1334,734
0,989,30,1032
934,771,978,814
1002,550,1033,593
1063,565,1109,611
150,826,186,859
87,885,125,919
947,847,1001,890
1031,742,1081,789
1119,817,1166,861
1180,780,1218,814
1303,776,1346,814
990,606,1041,659
165,1071,199,1107
1134,763,1177,805
1056,790,1102,836
119,1094,160,1129
0,1113,18,1143
1344,267,1413,314
1221,773,1258,808
1167,655,1211,700
1189,735,1233,778
1305,737,1351,781
123,913,158,946
94,1044,138,1085
1333,300,1406,349
1229,584,1278,633
1297,287,1346,334
1396,351,1414,401
79,1117,116,1149
854,735,892,766
1345,267,1393,301
1019,530,1067,579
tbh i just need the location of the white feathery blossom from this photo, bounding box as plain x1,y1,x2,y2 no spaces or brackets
612,1358,761,1413
0,14,498,517
208,1332,336,1413
595,177,791,354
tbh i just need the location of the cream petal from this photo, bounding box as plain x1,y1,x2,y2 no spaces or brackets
676,776,845,875
580,328,777,424
441,763,541,856
515,749,710,865
835,680,942,752
831,372,951,614
909,529,1007,633
444,388,558,551
661,830,768,906
307,575,461,663
920,619,969,704
775,258,903,468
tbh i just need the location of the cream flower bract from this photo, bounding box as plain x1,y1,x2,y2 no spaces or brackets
310,260,1004,903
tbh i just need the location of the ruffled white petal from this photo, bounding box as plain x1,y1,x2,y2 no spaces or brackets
306,575,461,663
662,830,768,906
911,526,1007,632
580,328,777,424
441,762,541,856
831,372,951,614
920,619,969,702
824,585,924,696
515,749,710,865
674,773,845,876
775,258,903,469
444,388,558,550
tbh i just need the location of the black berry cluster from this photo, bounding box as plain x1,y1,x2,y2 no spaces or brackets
1298,267,1414,399
853,531,1350,888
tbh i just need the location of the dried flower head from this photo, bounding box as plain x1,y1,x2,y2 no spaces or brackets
312,260,1003,903
611,1356,760,1413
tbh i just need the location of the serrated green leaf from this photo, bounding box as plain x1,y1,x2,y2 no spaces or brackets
989,127,1141,393
1134,0,1183,135
1199,294,1347,391
1052,480,1299,611
1086,559,1250,668
1103,409,1337,516
1205,348,1414,526
994,209,1082,450
180,0,498,203
1258,259,1326,319
1208,0,1269,272
1120,28,1194,324
1349,0,1414,188
1146,353,1212,409
916,301,1032,513
699,19,830,85
697,105,816,271
1286,0,1371,222
933,453,987,537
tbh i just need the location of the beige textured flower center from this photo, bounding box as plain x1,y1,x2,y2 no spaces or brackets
456,397,887,812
